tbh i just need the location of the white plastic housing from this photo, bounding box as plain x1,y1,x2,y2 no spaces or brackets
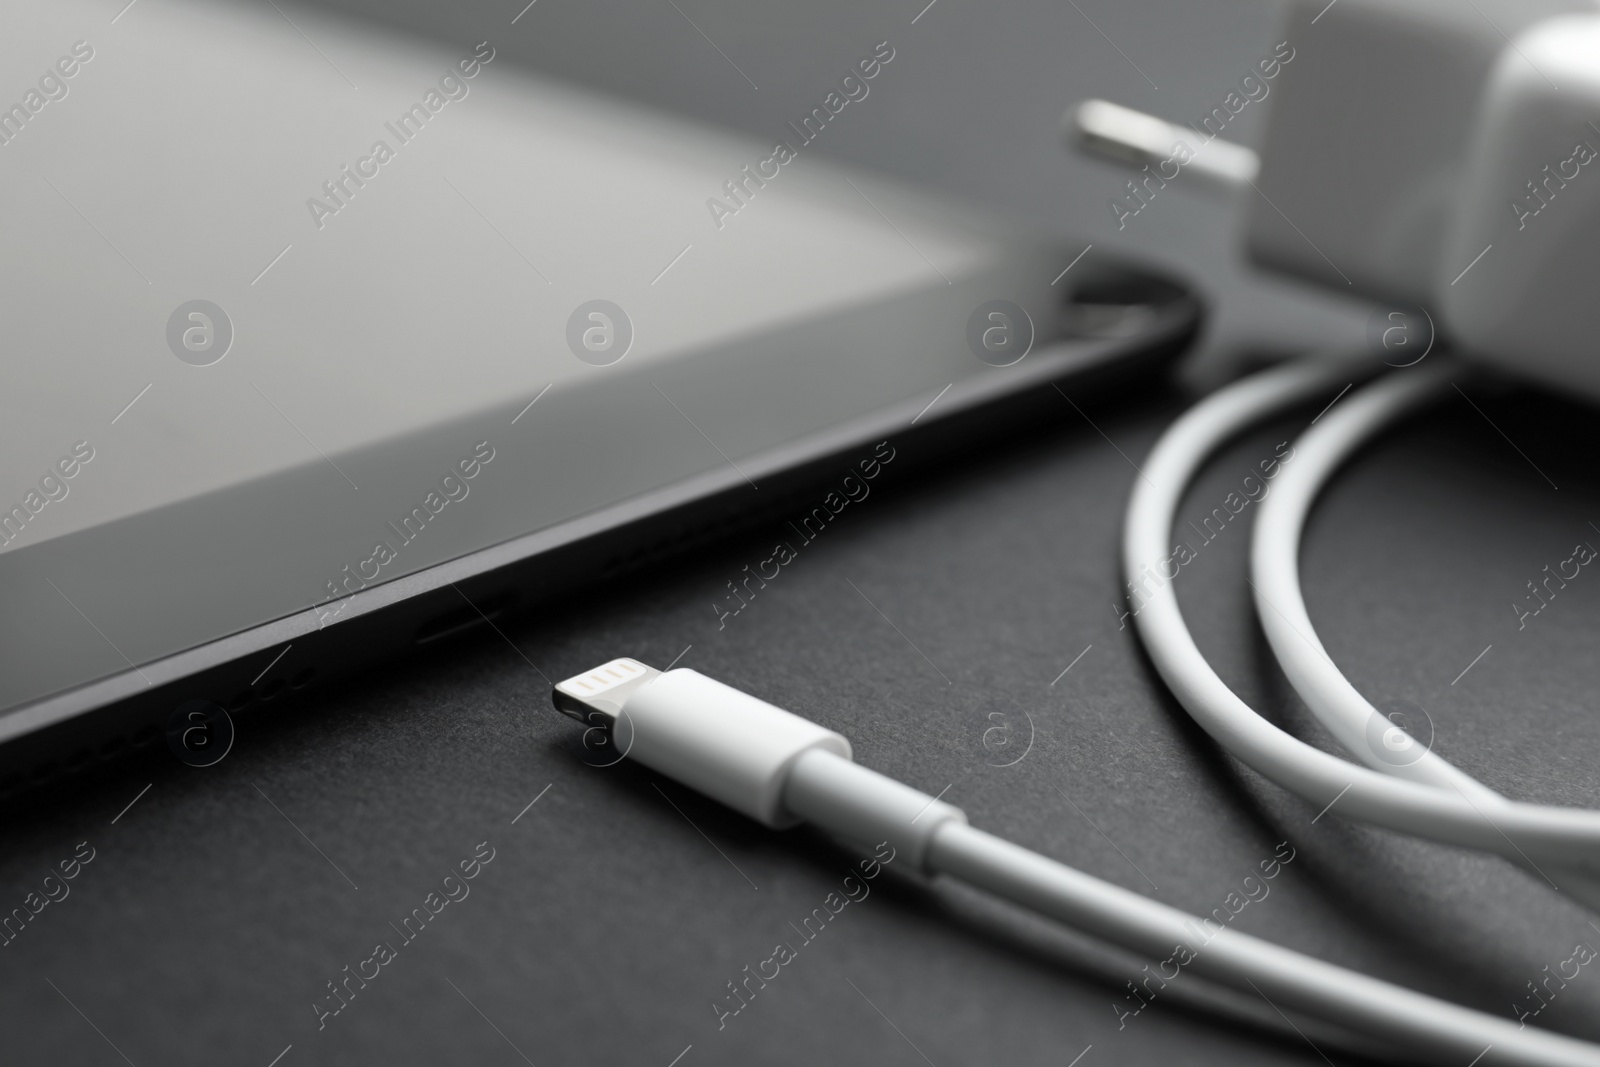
1437,14,1600,400
1242,1,1600,401
614,669,851,828
1243,0,1587,303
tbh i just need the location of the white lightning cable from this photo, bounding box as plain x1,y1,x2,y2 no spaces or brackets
553,654,1600,1064
1122,357,1600,877
1247,364,1600,912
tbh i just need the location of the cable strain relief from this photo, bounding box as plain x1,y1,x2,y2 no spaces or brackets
781,748,967,871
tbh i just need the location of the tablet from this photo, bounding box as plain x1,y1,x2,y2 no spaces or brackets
0,0,1198,790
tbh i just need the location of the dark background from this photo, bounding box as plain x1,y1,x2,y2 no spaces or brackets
4,1,1600,1065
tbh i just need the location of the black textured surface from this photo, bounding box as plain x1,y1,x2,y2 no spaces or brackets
3,378,1600,1066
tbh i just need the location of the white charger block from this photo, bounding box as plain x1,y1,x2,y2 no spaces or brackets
1242,0,1586,304
1437,14,1600,401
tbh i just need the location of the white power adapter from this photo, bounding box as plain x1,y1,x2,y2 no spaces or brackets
1438,13,1600,395
1075,0,1600,399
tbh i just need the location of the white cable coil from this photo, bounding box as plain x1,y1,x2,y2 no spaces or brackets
1124,359,1600,872
558,355,1600,1066
1246,362,1600,910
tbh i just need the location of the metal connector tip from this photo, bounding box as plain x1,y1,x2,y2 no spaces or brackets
552,657,660,726
1068,98,1259,191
